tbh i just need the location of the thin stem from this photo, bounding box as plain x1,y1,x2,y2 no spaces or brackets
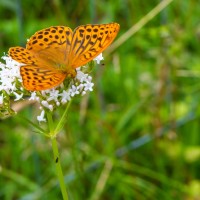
105,0,174,55
89,159,113,200
46,111,70,200
51,136,69,200
54,100,72,134
46,111,54,135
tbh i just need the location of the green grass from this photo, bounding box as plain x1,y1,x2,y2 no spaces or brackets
0,0,200,199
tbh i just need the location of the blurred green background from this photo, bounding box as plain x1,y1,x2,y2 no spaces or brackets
1,0,200,199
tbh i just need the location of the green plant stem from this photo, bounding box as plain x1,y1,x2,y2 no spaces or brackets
46,104,72,200
51,136,69,200
105,0,174,55
54,100,72,134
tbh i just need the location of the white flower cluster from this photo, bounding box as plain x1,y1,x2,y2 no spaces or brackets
33,68,95,122
0,53,104,122
0,56,23,102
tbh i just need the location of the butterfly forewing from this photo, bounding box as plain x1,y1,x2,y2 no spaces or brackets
9,46,67,91
69,23,120,68
26,26,73,51
26,26,73,65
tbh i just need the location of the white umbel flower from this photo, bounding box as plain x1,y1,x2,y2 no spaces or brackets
0,56,22,95
0,53,104,122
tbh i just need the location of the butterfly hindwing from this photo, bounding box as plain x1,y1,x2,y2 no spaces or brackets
69,23,120,68
20,65,66,91
9,46,67,91
8,47,38,64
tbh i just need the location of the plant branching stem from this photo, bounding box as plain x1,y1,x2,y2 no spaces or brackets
47,102,72,200
51,136,69,200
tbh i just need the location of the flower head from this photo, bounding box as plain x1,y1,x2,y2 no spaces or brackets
0,53,104,122
0,56,23,94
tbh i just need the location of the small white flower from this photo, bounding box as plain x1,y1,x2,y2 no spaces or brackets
48,104,53,111
13,92,23,101
59,90,71,104
41,100,53,111
93,53,104,64
76,70,88,83
46,89,59,102
86,75,92,82
69,85,80,97
84,81,94,92
77,83,84,91
37,110,46,122
29,92,39,101
41,100,51,109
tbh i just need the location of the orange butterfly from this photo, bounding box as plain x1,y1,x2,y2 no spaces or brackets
8,23,120,91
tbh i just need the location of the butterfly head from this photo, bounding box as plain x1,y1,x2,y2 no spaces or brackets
55,62,76,77
65,67,77,78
